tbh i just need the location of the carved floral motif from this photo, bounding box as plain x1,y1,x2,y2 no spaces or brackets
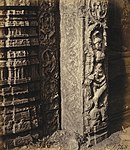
39,0,60,135
88,0,108,22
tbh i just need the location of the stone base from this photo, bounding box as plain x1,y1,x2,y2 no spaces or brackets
2,130,41,149
87,131,108,147
84,123,108,146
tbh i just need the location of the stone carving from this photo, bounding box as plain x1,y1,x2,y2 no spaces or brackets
0,39,4,47
88,0,108,22
83,0,108,142
4,0,38,6
60,0,108,144
0,0,108,148
7,28,38,38
41,49,56,78
39,0,60,135
60,0,85,135
4,20,38,27
6,38,39,47
7,50,27,58
0,4,41,148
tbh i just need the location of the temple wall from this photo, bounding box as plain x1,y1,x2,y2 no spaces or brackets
0,0,41,148
0,0,130,148
0,0,61,148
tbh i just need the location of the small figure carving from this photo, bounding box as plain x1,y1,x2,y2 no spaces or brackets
41,50,56,77
92,30,105,62
84,63,107,127
84,0,108,134
90,63,106,105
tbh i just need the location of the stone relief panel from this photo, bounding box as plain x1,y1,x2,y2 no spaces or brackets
83,0,108,145
0,2,40,148
39,0,60,135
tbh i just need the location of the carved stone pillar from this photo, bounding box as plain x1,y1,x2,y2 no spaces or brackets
60,0,108,146
60,0,84,135
39,0,60,136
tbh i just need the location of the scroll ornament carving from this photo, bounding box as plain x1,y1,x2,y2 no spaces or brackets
83,0,108,133
88,0,108,22
41,49,56,78
39,1,57,82
39,0,60,134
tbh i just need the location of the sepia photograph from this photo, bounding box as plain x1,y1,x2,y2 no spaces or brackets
0,0,130,149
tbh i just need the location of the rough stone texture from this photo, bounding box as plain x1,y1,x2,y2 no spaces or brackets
0,0,38,6
0,0,41,149
60,0,108,146
60,0,84,135
39,0,60,136
12,127,130,150
0,0,130,149
43,130,79,150
0,0,61,148
83,0,108,145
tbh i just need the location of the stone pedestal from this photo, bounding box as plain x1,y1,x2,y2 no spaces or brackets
60,0,108,146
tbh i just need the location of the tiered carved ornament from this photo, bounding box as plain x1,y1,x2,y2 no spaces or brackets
83,0,108,143
0,0,41,148
39,0,60,135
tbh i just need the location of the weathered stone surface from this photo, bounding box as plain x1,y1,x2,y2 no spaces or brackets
60,0,108,146
83,0,108,144
60,0,84,135
0,0,109,148
0,1,40,149
2,0,38,6
15,120,31,133
5,134,33,148
44,130,79,150
39,0,60,135
5,138,14,149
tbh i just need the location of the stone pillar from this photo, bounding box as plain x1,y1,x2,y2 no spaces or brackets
39,0,60,136
60,0,108,146
60,0,84,135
